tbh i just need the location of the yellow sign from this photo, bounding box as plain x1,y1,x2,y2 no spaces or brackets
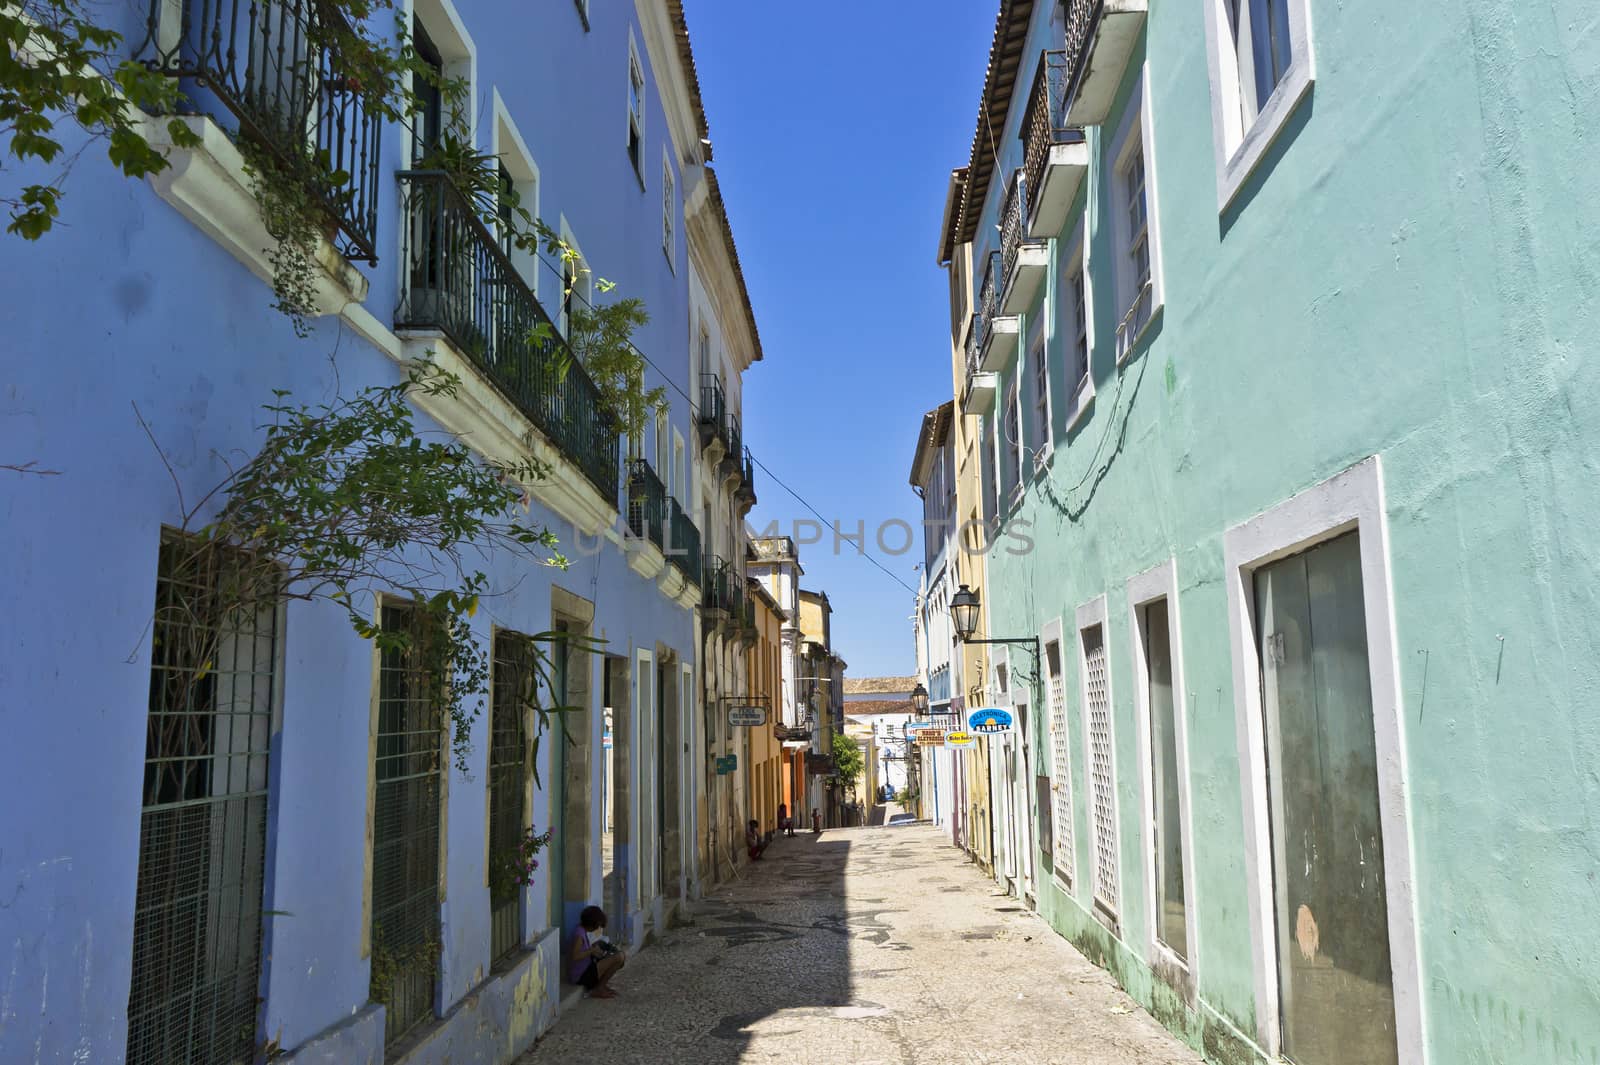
945,731,975,748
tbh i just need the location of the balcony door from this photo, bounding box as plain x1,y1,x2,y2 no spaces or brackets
1255,532,1399,1065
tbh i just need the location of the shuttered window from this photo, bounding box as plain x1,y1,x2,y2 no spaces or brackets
489,632,536,967
1081,623,1120,919
1045,638,1074,888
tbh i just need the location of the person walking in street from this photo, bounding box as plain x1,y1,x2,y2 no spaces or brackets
570,905,626,999
778,803,795,837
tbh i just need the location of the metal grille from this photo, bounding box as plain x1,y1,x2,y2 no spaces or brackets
1082,624,1119,916
488,632,534,967
133,0,382,261
1063,0,1106,118
627,459,666,547
1000,170,1027,289
371,602,442,1046
1023,50,1084,222
128,536,276,1065
1046,640,1074,885
395,171,620,503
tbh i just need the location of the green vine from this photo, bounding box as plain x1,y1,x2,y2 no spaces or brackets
488,825,554,903
369,934,442,1007
237,138,324,336
143,366,572,771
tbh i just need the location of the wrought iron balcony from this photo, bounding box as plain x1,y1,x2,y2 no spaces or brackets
720,410,744,481
736,447,757,508
969,251,1018,373
627,459,665,548
396,171,620,504
1062,0,1150,126
702,554,732,619
999,170,1048,315
1023,50,1089,238
135,0,382,262
665,497,702,586
698,373,730,457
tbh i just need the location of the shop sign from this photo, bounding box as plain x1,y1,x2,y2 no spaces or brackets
914,729,946,747
728,705,768,727
967,707,1014,734
945,731,975,748
715,755,737,775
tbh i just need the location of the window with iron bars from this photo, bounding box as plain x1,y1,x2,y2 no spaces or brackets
489,632,537,968
371,601,444,1047
127,534,277,1065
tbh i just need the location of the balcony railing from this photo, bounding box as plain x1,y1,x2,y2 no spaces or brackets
965,251,1001,372
737,447,757,505
1064,0,1104,114
699,374,727,446
627,459,665,548
396,171,620,503
1023,50,1085,221
665,498,702,586
1000,170,1028,288
135,0,382,261
702,554,731,615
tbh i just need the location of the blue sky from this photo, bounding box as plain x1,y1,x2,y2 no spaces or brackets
685,0,995,678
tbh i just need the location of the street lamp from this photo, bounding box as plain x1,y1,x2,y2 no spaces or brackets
948,583,1039,665
950,585,981,643
909,682,929,714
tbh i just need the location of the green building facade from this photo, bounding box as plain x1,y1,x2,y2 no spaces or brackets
938,2,1600,1063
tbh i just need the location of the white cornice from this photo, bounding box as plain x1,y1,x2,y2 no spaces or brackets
635,0,704,170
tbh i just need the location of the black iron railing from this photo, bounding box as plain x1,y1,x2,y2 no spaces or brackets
699,373,729,452
739,447,757,503
396,171,620,504
1023,50,1086,221
966,251,1001,372
627,459,665,548
1000,170,1028,289
702,554,730,614
665,498,702,586
724,410,743,469
135,0,382,261
1063,0,1105,118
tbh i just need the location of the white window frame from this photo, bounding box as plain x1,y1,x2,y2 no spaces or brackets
627,31,646,186
1221,456,1422,1061
1202,0,1315,210
490,90,541,300
1059,217,1094,435
1001,375,1021,509
1026,314,1051,472
1041,616,1075,894
556,216,591,339
1109,66,1163,363
1126,559,1200,1002
661,148,676,271
405,0,477,161
1076,593,1121,935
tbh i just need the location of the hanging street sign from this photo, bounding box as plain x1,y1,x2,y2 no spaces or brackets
727,705,768,727
967,707,1014,734
914,729,946,747
945,731,975,748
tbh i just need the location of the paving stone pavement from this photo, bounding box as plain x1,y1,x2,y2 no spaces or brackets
517,824,1203,1065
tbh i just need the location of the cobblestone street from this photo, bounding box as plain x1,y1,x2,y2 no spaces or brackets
519,825,1201,1065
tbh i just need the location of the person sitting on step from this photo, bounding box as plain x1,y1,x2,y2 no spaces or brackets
570,905,626,999
746,819,770,861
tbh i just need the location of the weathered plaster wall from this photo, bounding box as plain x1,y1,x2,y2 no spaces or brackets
0,2,702,1062
970,1,1600,1063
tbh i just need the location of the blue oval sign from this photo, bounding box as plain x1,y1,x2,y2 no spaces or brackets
967,707,1014,734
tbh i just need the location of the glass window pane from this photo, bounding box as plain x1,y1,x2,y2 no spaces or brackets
1145,600,1187,959
1255,533,1399,1065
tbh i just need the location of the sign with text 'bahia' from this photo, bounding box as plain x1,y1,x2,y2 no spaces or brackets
945,731,975,748
727,705,768,727
967,707,1014,734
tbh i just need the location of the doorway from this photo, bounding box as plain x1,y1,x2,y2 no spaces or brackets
1255,532,1398,1065
603,655,629,925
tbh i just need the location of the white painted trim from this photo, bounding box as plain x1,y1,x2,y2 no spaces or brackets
1125,560,1200,1002
1075,593,1122,934
1221,456,1423,1061
490,90,543,302
407,0,479,155
1202,0,1316,211
1108,64,1164,364
662,145,677,273
1040,615,1075,895
627,29,647,184
1058,217,1095,434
